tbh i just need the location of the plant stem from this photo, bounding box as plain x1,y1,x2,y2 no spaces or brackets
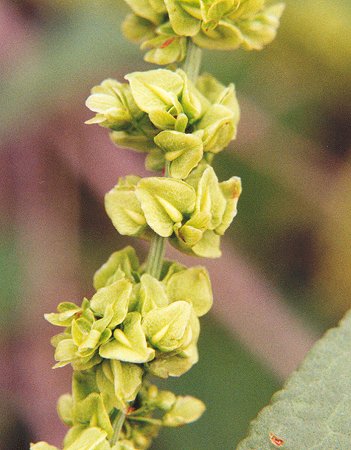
113,39,203,445
182,39,202,82
146,234,166,280
145,43,202,280
145,160,170,279
127,416,163,426
111,410,126,445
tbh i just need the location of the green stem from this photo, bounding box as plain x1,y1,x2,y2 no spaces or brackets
145,44,203,281
127,416,163,426
110,410,126,445
182,39,202,82
145,161,170,279
146,234,166,280
117,37,203,447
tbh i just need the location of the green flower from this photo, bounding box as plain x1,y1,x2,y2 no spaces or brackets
85,80,135,129
162,395,206,426
87,69,240,178
164,265,213,316
123,0,166,25
93,246,139,290
104,176,148,238
54,366,143,447
47,279,134,370
172,163,242,257
96,360,143,412
141,25,187,65
105,165,241,257
99,312,155,363
142,301,192,352
51,311,110,370
86,81,157,153
122,0,285,61
126,384,205,431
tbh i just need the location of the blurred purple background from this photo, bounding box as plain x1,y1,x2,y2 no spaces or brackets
1,1,350,448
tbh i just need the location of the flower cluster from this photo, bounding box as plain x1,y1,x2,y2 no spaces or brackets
33,371,204,450
47,247,212,375
122,0,285,64
32,247,210,449
32,0,283,448
86,70,240,178
105,164,241,257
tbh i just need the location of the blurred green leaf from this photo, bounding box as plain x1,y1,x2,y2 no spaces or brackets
238,309,351,449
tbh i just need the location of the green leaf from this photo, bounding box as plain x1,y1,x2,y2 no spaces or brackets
99,312,155,363
201,0,237,25
196,72,225,104
149,0,168,13
174,220,205,247
136,177,196,237
154,389,177,411
197,74,240,118
238,309,351,449
54,339,77,366
154,131,203,179
142,301,192,352
166,266,213,317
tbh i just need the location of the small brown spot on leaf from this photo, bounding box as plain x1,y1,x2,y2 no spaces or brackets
160,38,176,49
269,432,285,447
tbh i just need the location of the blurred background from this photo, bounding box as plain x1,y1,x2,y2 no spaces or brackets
0,0,350,448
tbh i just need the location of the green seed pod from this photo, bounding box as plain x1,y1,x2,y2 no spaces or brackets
99,312,155,363
122,0,284,61
162,395,206,427
87,69,240,176
93,246,139,290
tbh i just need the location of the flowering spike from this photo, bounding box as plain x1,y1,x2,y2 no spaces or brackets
33,0,284,448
